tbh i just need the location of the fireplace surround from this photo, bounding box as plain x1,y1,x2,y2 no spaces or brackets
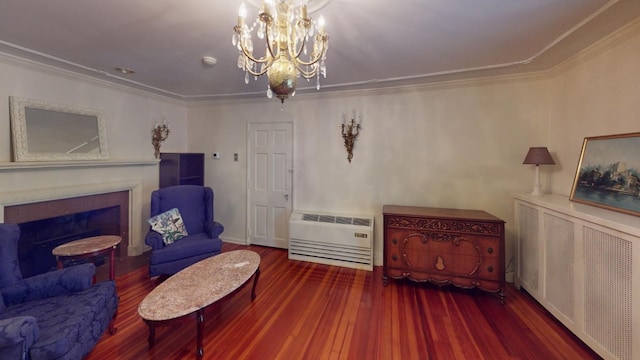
5,191,128,277
0,178,145,265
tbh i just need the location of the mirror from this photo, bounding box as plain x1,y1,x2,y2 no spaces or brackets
9,96,109,161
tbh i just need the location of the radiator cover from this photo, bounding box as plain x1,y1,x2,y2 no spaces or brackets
288,211,374,271
514,193,639,360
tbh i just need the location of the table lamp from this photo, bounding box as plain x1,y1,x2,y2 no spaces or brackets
523,147,555,195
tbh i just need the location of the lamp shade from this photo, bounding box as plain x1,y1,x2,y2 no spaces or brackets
522,147,555,165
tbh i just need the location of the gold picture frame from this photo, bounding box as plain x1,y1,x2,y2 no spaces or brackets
570,132,640,216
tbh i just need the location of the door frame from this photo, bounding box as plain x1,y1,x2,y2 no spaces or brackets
245,121,294,247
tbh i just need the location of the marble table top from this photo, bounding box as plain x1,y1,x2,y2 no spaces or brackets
138,250,260,322
52,235,121,256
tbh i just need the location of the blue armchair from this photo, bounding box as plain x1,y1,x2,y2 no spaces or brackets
145,185,224,277
0,223,118,360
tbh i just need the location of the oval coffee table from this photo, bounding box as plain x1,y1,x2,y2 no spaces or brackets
138,250,260,359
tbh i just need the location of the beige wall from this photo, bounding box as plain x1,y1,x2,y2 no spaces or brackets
0,54,190,255
187,19,640,270
0,56,190,162
1,18,638,273
188,77,551,270
548,20,640,195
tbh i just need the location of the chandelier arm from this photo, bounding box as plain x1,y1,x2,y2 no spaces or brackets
257,11,278,59
289,20,310,60
238,46,271,76
296,65,319,79
244,60,272,76
265,36,276,58
238,41,271,65
295,60,319,76
292,47,326,68
291,45,305,63
293,34,328,67
293,52,323,68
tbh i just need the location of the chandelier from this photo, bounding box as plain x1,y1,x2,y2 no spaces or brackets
233,0,329,105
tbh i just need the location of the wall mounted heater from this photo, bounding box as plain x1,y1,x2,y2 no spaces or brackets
288,211,374,271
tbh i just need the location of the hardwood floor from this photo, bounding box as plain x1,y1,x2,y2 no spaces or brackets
87,243,601,360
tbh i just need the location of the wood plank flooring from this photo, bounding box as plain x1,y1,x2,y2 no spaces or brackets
87,243,600,359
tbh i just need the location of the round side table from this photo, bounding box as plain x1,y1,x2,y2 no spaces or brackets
52,235,122,282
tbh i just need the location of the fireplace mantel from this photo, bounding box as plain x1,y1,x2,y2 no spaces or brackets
0,180,145,256
0,159,158,171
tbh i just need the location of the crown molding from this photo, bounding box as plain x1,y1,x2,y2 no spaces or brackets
548,16,640,78
0,51,188,106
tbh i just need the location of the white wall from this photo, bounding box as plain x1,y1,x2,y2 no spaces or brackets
549,19,640,195
0,54,190,255
2,17,638,270
187,19,640,271
0,56,190,161
188,76,551,270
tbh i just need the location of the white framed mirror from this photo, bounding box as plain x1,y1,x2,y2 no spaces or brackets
9,96,109,161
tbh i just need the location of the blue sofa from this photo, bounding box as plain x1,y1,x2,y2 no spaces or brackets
145,185,224,277
0,223,118,360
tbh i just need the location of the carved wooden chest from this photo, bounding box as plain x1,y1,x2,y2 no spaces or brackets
383,205,505,303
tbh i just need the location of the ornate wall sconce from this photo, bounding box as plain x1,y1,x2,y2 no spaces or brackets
341,111,361,163
151,118,170,159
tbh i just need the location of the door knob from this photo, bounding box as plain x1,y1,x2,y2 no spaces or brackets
284,194,289,201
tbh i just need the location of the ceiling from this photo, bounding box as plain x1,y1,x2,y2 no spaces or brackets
1,0,639,102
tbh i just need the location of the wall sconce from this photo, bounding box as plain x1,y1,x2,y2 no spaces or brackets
341,111,361,163
151,117,170,159
522,147,555,195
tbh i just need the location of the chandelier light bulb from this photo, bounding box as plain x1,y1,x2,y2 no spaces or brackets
237,3,247,28
318,15,325,33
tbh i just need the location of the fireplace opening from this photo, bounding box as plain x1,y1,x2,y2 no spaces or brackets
4,191,129,278
17,208,118,277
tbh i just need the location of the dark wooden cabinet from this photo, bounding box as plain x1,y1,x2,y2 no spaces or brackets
159,153,204,188
383,205,505,303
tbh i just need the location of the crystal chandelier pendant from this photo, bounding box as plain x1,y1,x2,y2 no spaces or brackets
232,1,329,104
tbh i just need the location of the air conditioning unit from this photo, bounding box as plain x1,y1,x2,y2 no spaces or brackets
288,211,374,271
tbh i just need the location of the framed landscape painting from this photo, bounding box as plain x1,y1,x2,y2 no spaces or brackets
570,132,640,216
